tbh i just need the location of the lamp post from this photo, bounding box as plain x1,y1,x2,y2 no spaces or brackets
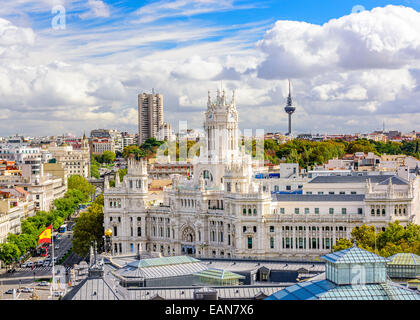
104,229,112,255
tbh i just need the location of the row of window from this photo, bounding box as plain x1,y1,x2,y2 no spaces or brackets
244,236,346,250
129,180,143,189
109,199,121,208
273,185,303,191
273,208,363,215
181,199,197,208
243,207,258,216
208,200,224,210
281,225,348,232
306,191,357,195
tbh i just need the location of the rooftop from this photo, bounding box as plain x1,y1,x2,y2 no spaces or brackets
194,268,245,281
387,253,420,266
265,279,420,300
128,285,288,300
308,175,408,185
321,246,389,264
126,255,200,269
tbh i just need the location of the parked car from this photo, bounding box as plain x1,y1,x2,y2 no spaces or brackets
26,261,33,268
38,281,49,286
42,261,50,267
52,291,64,297
7,268,16,273
55,245,60,249
4,289,14,294
36,261,44,267
19,287,33,293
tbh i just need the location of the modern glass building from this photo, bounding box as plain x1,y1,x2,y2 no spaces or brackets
266,243,420,300
387,253,420,279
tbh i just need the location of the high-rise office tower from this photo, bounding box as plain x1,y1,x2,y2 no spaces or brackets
138,91,164,145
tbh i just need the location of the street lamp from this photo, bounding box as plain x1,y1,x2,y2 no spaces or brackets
104,229,112,255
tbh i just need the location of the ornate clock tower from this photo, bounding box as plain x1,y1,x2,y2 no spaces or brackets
194,89,240,189
204,89,239,163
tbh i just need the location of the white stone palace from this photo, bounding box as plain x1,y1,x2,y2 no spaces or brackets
103,90,420,260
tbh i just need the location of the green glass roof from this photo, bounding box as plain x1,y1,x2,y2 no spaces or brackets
322,245,389,264
194,268,245,280
127,256,200,269
387,253,420,266
265,280,420,300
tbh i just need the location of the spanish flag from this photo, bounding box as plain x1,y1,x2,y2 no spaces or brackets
38,225,52,244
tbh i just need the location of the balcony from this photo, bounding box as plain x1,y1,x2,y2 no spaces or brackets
207,208,225,215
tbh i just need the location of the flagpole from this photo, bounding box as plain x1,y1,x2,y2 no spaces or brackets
51,224,55,298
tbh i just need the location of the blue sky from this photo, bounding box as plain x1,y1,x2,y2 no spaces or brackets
0,1,420,136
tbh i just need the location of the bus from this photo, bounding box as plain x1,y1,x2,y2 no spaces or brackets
58,224,67,233
36,244,49,257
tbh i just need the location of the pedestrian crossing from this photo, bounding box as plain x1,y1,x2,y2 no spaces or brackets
15,266,72,273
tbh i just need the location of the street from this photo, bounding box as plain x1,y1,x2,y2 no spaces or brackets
0,221,79,300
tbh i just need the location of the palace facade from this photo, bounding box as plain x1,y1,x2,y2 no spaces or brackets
103,90,420,260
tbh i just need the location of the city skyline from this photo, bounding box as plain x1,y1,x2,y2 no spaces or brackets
1,1,420,136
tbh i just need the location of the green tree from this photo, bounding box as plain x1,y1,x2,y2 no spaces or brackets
7,233,37,256
122,145,141,159
67,175,95,201
72,195,104,256
0,243,21,267
332,238,353,252
102,150,116,164
90,154,100,179
350,224,376,252
377,221,405,249
346,139,378,155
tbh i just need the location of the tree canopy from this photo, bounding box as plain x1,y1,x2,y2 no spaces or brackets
67,175,95,201
0,175,93,266
122,138,165,160
72,194,104,257
0,243,21,266
332,221,420,257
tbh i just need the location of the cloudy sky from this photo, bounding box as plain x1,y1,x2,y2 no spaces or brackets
1,0,420,137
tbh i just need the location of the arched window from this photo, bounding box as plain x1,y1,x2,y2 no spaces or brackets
371,208,375,215
243,208,246,215
248,208,251,215
382,209,385,216
253,208,257,215
376,209,380,216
